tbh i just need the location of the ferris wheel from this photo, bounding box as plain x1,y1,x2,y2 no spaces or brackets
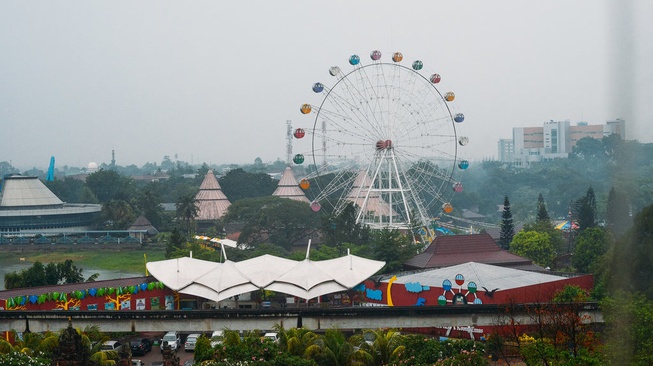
293,50,470,232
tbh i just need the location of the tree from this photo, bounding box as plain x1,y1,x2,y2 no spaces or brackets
4,260,86,289
101,199,136,230
276,325,319,358
498,195,515,250
351,329,405,366
223,196,320,250
536,193,550,223
0,161,18,176
552,285,590,303
576,186,597,231
573,227,611,273
84,169,135,202
322,202,370,249
193,335,213,364
45,177,94,203
602,292,653,365
570,136,606,160
136,183,164,228
509,231,555,268
607,203,653,298
219,168,277,202
605,186,631,238
371,229,416,274
57,259,85,284
166,227,186,259
309,328,355,366
523,219,566,257
175,193,198,238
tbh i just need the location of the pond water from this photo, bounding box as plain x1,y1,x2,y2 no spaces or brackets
0,262,141,291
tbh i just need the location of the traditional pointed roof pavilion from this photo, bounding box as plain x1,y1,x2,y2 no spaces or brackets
195,170,231,221
272,167,310,203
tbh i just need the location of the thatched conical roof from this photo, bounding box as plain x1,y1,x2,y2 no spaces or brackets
345,170,396,217
272,167,310,203
129,215,159,235
195,170,231,220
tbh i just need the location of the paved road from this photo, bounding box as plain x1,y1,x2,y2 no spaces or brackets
127,333,196,366
132,343,195,366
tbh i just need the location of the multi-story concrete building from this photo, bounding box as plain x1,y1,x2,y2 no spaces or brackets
501,118,625,166
497,139,514,163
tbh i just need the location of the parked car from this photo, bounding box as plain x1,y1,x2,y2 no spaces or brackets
263,332,279,343
210,330,223,347
160,331,181,352
184,333,201,352
100,340,123,352
131,360,144,366
128,338,152,356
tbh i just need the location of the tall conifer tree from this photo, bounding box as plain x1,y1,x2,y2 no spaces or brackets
499,195,515,250
536,193,551,223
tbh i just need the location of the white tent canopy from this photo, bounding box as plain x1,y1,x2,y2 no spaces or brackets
314,252,386,288
146,250,385,301
145,257,219,291
234,254,298,288
192,260,259,302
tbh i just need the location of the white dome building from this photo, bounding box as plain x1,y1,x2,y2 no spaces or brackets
87,162,99,172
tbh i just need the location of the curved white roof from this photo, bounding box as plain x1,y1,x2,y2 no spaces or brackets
391,262,567,292
146,251,385,300
145,257,219,291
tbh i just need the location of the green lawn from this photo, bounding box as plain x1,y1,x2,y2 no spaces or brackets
0,248,167,274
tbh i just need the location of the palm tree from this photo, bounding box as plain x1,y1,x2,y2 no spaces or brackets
176,193,198,238
307,328,355,366
90,350,119,366
0,339,14,354
350,329,405,366
275,324,319,358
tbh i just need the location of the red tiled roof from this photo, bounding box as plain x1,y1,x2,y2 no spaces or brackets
404,233,541,271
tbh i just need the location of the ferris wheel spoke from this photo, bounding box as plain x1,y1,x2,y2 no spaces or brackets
327,77,388,136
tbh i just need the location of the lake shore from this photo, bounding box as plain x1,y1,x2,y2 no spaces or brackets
0,245,167,290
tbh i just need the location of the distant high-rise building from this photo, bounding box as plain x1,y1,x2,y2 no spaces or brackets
497,139,514,162
501,119,625,166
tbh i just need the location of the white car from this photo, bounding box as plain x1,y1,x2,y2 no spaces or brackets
100,340,123,352
160,331,181,352
210,330,224,347
263,332,279,343
184,333,201,352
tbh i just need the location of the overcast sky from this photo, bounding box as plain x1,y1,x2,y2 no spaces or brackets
1,1,652,170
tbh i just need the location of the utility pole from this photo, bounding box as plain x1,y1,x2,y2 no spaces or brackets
567,203,573,253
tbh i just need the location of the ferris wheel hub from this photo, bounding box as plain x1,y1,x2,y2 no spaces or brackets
375,140,393,150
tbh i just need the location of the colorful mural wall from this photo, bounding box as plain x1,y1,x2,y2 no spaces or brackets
0,279,176,311
360,273,594,307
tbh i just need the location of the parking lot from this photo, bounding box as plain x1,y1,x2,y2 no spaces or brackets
128,333,196,366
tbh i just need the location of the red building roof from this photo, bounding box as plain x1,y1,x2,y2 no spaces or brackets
404,233,542,271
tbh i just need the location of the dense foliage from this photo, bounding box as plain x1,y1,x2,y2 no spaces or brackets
4,260,92,290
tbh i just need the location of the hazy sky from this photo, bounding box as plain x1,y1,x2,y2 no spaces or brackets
1,1,652,170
